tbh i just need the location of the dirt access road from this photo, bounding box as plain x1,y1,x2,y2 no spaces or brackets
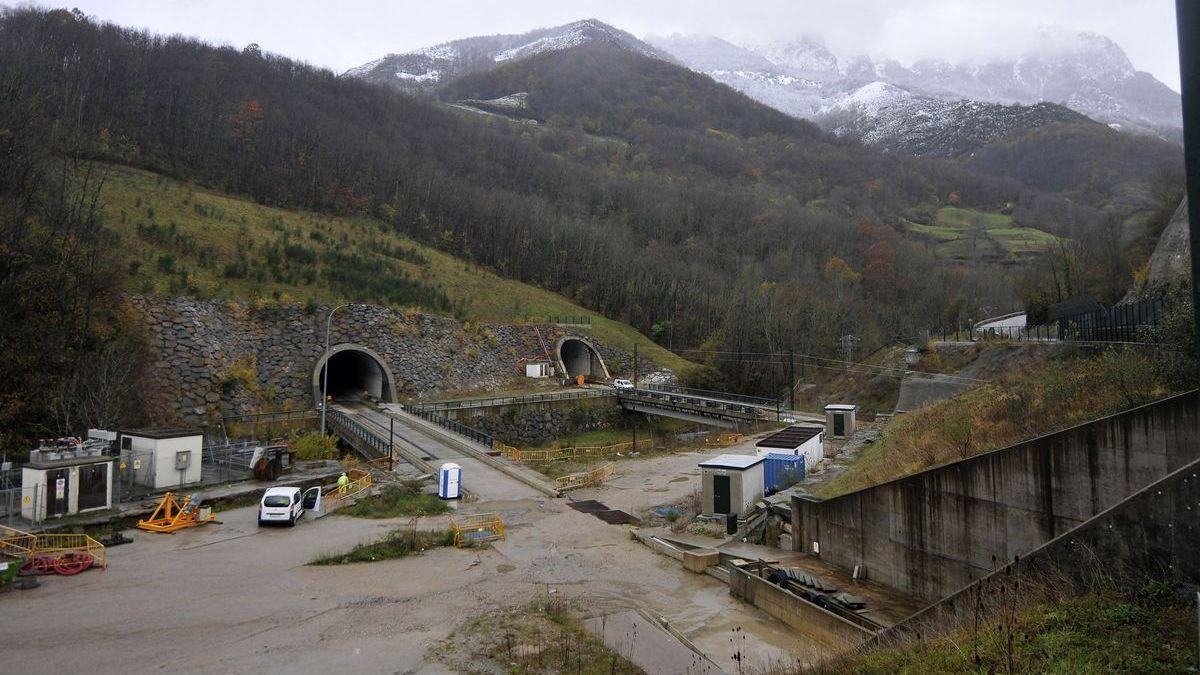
1,456,827,673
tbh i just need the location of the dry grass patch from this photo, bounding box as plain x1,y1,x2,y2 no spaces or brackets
819,348,1175,496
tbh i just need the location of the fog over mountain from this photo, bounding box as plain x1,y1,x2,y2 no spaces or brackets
53,0,1181,92
650,26,1181,143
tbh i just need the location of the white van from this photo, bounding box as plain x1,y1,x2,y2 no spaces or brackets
612,379,635,391
258,486,321,527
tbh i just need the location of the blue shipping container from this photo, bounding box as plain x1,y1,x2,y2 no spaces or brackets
763,453,805,492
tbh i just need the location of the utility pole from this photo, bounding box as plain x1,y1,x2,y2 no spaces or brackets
789,348,796,412
1177,0,1200,352
633,342,639,390
839,334,860,367
319,303,352,440
389,417,394,472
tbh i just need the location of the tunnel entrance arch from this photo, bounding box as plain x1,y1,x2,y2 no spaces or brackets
554,336,611,383
312,344,398,405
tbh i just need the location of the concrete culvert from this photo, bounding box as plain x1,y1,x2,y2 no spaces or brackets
555,336,611,383
313,344,397,404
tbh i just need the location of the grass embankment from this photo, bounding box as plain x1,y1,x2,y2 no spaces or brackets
908,207,1058,260
310,528,454,565
819,348,1174,496
97,164,693,375
521,418,716,479
812,585,1197,674
793,343,908,415
338,481,450,518
447,597,643,675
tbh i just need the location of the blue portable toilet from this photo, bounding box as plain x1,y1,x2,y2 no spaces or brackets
438,462,461,499
763,453,805,493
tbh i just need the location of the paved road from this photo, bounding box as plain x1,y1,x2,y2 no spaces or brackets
337,405,545,501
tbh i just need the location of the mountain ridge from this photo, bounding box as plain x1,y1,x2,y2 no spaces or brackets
344,19,670,93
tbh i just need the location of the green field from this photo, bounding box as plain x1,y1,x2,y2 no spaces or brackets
98,164,694,374
907,207,1060,261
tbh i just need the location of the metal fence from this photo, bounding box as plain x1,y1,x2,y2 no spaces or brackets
0,466,19,490
0,486,25,527
960,323,1057,342
1055,296,1165,343
407,407,495,447
200,441,260,484
326,409,391,460
931,296,1167,345
407,388,612,414
214,408,319,445
524,315,592,326
643,383,782,410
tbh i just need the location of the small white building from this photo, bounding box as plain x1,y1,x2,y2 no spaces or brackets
524,361,554,378
21,439,114,522
825,404,857,439
118,428,203,490
698,454,765,517
755,426,824,467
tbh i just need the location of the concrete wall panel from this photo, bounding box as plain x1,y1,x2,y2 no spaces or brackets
794,390,1200,601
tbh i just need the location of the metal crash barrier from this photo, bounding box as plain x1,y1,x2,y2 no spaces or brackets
449,512,505,547
321,468,373,512
497,439,651,465
1,524,107,575
555,463,615,492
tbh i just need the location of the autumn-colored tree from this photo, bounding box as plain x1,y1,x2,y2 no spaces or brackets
231,98,264,142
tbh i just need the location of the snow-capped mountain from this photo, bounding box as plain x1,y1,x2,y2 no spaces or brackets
651,28,1181,143
647,34,854,118
878,29,1180,135
345,19,669,93
816,82,1093,157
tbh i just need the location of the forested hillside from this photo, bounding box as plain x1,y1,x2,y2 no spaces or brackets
0,8,1108,398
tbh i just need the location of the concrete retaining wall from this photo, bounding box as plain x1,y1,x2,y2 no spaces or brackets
884,454,1200,639
793,390,1200,601
728,565,874,647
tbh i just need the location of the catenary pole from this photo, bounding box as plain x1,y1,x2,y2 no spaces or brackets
319,303,352,439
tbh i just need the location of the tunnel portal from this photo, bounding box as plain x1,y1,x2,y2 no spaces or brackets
555,337,611,383
313,344,397,404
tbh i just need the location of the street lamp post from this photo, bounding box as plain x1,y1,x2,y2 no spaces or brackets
319,303,352,439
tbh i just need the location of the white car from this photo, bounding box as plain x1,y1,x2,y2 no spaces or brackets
612,379,635,391
258,486,321,527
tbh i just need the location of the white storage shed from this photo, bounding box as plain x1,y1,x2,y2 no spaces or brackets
755,426,824,467
825,404,858,439
698,454,765,518
118,428,204,490
524,361,554,378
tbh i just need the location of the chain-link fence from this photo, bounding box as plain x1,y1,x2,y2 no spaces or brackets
0,485,25,527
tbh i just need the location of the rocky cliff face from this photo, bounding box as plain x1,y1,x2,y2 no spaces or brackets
131,297,640,426
1142,198,1192,294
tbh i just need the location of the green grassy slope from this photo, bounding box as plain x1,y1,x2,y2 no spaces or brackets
907,207,1060,261
99,164,694,373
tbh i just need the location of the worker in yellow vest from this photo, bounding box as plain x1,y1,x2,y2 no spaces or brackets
337,472,349,495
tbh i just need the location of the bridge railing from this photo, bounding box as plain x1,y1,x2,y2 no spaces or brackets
407,408,495,448
326,409,389,460
642,383,781,410
619,389,768,423
407,388,613,414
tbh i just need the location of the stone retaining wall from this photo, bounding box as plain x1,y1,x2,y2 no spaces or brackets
132,296,647,427
463,398,625,446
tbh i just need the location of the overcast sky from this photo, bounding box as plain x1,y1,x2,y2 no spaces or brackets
33,0,1182,91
